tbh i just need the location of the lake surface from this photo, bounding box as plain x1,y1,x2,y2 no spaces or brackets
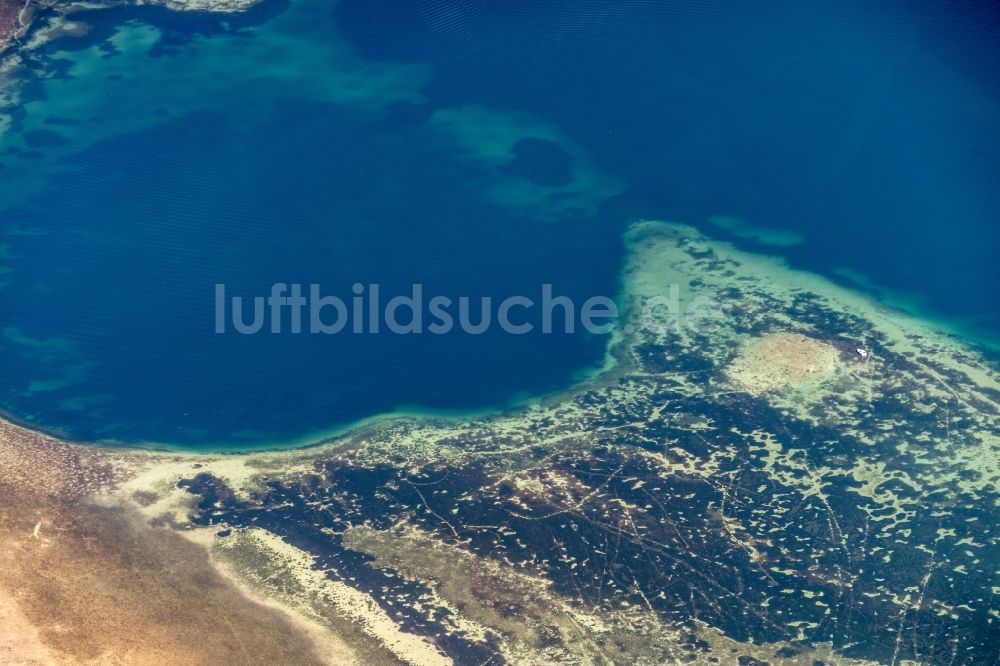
1,0,997,448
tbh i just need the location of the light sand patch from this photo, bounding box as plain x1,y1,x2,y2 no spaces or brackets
0,420,343,666
0,588,60,665
182,527,361,666
726,332,843,396
22,17,90,52
220,528,453,666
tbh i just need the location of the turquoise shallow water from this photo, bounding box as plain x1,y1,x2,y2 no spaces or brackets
0,0,622,447
1,0,998,448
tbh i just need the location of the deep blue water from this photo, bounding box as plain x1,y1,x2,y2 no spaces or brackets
0,22,623,446
1,0,998,448
339,0,1000,334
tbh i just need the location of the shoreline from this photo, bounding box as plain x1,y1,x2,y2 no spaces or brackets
0,304,629,458
0,218,638,456
0,333,636,456
2,0,998,458
1,219,997,664
1,3,997,661
0,216,996,457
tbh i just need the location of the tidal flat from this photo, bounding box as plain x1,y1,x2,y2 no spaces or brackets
2,1,999,663
1,221,996,664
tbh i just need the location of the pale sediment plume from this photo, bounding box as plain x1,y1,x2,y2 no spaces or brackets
0,0,266,144
0,0,431,211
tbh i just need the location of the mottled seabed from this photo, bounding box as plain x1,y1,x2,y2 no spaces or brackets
1,221,997,665
0,0,628,447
